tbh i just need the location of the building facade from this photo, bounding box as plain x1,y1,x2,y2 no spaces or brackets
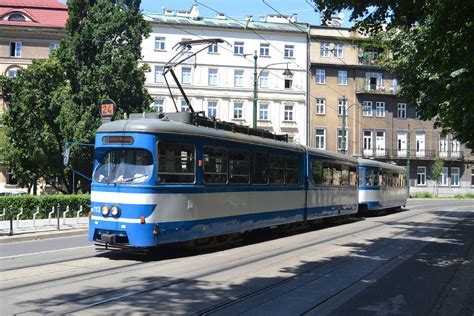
309,26,474,195
143,5,309,144
0,0,67,191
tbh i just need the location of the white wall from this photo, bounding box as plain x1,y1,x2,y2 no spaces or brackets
141,24,307,144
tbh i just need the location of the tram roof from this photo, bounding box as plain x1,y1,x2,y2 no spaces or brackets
98,115,304,151
358,158,406,172
97,115,358,163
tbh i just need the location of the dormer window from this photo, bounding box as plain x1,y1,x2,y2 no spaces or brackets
8,13,26,21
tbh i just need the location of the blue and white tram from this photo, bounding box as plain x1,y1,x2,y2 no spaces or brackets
357,158,408,214
89,112,358,248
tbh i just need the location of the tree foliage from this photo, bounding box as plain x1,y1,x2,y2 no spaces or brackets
313,0,474,148
1,0,151,193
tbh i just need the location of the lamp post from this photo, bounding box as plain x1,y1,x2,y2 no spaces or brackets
251,51,293,129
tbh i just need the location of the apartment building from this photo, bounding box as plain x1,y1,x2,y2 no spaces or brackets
143,5,309,144
0,0,68,191
309,25,474,195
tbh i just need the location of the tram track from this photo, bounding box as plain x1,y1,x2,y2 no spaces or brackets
7,202,456,315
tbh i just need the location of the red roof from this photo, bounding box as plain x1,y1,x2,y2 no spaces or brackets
0,0,67,29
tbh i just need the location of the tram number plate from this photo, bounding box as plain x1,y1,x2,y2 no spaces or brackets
100,234,116,243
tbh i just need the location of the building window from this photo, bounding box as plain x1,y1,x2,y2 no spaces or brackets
234,70,244,87
208,101,217,118
337,129,348,152
366,72,383,90
8,13,26,21
334,43,343,58
471,168,474,186
338,99,347,116
451,167,460,186
337,70,347,85
259,103,269,120
234,41,244,55
320,42,329,57
441,167,448,186
260,43,270,57
315,98,325,115
181,100,190,112
259,72,269,88
376,102,385,117
208,69,218,86
452,139,461,158
315,128,326,149
10,42,22,57
398,103,406,119
208,43,218,54
154,65,164,83
152,99,164,113
284,45,294,58
362,101,373,117
363,130,373,155
417,167,426,186
315,69,325,84
233,103,243,119
181,67,191,84
155,37,165,51
284,105,293,121
49,43,60,53
6,68,19,77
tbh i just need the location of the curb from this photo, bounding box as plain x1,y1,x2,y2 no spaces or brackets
0,228,88,244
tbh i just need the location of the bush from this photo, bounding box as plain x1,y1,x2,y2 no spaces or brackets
0,194,90,220
454,193,474,199
410,192,433,198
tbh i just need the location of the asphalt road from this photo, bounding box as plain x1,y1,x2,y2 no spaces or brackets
0,200,472,315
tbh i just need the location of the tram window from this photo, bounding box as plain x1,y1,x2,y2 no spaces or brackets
322,162,333,185
350,167,358,187
365,169,374,186
358,168,366,186
393,173,399,186
311,160,323,185
341,165,350,186
252,152,269,184
286,157,300,185
203,146,228,184
229,150,249,184
373,170,380,186
380,171,386,186
387,172,392,187
333,165,342,186
269,155,285,184
158,142,195,183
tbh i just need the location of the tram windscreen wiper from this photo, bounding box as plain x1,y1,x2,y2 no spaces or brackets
113,174,148,183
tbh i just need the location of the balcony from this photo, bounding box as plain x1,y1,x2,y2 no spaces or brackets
355,82,399,95
361,149,465,161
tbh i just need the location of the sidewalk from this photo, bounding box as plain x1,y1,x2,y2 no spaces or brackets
0,217,88,243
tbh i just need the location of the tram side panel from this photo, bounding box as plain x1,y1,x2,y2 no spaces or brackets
306,155,358,220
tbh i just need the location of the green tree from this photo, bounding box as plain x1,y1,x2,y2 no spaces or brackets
1,59,71,193
431,155,444,197
312,0,474,148
1,0,151,193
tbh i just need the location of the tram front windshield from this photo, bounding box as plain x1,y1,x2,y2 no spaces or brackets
93,149,153,184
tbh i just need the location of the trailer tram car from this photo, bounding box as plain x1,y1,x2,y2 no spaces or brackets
89,112,359,248
357,158,408,214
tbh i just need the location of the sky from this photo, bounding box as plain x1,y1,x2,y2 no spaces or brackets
58,0,354,27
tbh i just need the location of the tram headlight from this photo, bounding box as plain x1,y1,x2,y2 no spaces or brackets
101,205,110,216
111,205,120,217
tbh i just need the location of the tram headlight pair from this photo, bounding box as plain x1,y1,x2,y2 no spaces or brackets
101,205,120,218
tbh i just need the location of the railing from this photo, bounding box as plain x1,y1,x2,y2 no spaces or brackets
355,83,399,95
361,149,464,160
